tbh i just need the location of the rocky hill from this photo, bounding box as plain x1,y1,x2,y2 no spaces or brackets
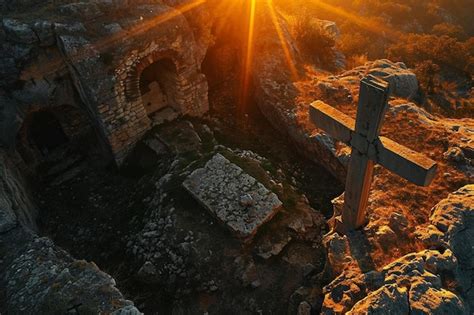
0,0,472,314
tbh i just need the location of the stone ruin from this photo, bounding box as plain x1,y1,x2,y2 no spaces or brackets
1,1,210,167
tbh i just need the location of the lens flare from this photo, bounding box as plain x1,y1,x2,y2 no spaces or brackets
238,0,257,112
265,0,299,80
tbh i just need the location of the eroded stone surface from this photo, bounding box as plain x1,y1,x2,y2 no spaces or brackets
4,235,140,314
321,185,474,314
416,184,474,309
0,151,140,314
0,153,37,233
0,1,211,165
183,153,282,239
322,249,468,314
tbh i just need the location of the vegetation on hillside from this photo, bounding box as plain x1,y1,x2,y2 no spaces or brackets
275,0,473,117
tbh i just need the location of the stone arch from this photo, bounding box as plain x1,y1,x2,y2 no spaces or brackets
108,43,209,164
138,58,181,117
123,52,185,124
124,52,180,101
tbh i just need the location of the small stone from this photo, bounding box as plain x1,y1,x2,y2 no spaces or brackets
297,301,312,315
239,194,255,207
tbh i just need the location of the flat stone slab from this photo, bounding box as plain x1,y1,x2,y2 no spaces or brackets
183,153,282,240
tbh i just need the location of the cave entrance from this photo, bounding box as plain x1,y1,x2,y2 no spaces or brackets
139,58,180,123
16,105,98,169
28,110,69,155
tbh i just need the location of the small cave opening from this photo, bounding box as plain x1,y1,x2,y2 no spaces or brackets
15,105,99,170
139,58,180,122
28,110,69,155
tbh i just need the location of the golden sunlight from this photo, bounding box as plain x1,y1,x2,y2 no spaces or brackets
238,0,300,111
28,0,206,77
239,0,257,111
306,0,402,39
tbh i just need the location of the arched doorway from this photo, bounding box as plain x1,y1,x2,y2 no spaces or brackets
139,58,180,121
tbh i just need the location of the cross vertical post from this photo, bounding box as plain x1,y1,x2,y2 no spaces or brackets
342,77,390,229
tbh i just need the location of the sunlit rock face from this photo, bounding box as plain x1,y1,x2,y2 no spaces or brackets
333,59,419,99
322,185,474,314
416,185,474,310
1,0,211,166
250,10,349,181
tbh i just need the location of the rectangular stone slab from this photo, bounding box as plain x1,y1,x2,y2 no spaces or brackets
183,153,283,240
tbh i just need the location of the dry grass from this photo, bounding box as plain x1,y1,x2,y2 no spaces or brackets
293,71,473,269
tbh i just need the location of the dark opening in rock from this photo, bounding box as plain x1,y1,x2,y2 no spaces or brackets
28,110,69,155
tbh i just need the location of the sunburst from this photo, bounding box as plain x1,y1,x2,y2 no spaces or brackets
238,0,257,111
238,0,300,111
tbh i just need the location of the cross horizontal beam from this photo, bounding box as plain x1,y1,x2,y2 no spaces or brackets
309,101,437,187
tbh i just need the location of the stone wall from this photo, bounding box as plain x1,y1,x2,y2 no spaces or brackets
109,41,208,162
1,1,211,166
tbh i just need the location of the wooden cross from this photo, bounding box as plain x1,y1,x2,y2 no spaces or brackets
309,75,437,232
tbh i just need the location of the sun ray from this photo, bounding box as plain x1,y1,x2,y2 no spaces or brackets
214,0,240,20
265,0,299,80
27,0,206,78
238,0,257,112
212,0,242,36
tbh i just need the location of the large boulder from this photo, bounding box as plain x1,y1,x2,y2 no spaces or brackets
322,249,468,314
416,185,474,308
3,236,141,314
336,59,419,98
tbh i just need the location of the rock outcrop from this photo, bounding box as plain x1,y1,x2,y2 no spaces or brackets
0,151,140,313
2,233,140,314
0,152,37,233
334,59,419,99
322,185,474,314
416,185,474,309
